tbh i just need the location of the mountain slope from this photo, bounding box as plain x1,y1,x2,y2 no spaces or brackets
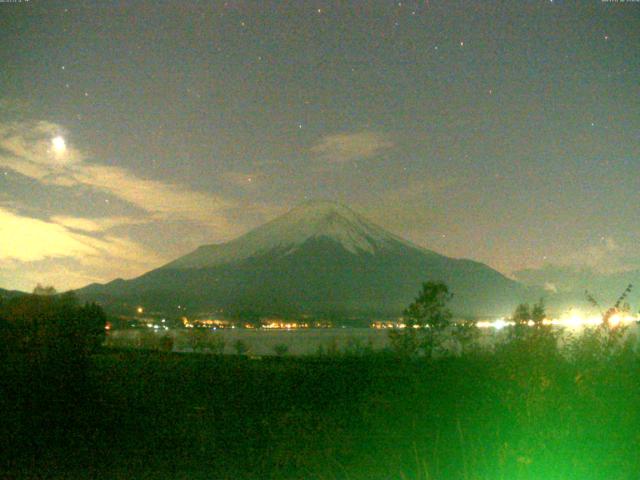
78,201,532,319
164,200,429,269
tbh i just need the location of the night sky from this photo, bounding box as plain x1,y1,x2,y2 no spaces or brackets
1,0,638,291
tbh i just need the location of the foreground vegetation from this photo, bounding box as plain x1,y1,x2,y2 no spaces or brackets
1,287,639,479
2,340,639,478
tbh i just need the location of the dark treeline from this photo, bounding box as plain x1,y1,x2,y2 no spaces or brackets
0,291,107,474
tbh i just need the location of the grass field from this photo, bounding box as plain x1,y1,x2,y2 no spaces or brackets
2,340,640,479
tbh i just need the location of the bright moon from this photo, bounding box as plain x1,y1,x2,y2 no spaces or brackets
51,136,66,155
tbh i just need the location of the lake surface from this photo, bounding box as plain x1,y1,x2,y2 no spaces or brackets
107,327,394,355
105,325,634,356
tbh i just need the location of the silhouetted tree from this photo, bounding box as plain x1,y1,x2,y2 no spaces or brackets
0,309,12,359
32,284,57,296
451,318,480,355
0,291,108,436
511,302,531,339
0,291,107,361
390,281,453,357
501,298,559,363
531,299,546,327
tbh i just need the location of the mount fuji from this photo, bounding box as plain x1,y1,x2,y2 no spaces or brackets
77,201,530,320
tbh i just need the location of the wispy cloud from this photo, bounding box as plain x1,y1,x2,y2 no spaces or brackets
0,207,99,263
73,164,234,228
50,215,146,233
0,204,168,290
0,121,84,169
0,119,237,231
0,206,165,268
310,131,394,163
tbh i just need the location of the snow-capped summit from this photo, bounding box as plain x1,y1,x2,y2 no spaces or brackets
165,200,419,269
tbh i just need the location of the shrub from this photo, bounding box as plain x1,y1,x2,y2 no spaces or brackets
187,327,207,352
205,334,226,355
343,336,374,357
159,334,174,353
136,328,161,350
234,339,250,356
273,343,289,357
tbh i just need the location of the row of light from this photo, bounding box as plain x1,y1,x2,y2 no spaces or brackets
477,311,639,330
137,306,638,332
263,322,309,329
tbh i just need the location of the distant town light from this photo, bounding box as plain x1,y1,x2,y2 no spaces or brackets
493,319,508,330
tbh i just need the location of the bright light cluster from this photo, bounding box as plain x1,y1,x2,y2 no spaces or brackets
477,309,639,330
262,321,308,330
477,318,512,330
